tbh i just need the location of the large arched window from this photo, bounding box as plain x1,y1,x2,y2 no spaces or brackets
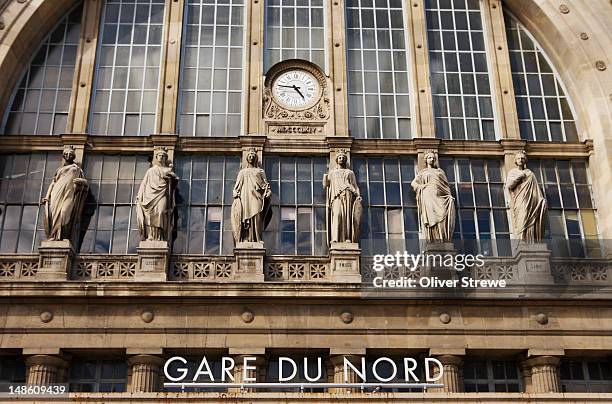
346,0,412,139
89,0,165,136
425,0,495,140
505,12,579,142
177,0,246,137
1,5,82,135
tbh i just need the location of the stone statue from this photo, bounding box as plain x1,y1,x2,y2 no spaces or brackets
506,150,547,242
411,151,455,243
136,147,179,242
231,149,272,244
323,150,362,244
41,145,88,241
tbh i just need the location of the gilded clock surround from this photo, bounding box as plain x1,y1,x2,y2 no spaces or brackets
263,59,331,137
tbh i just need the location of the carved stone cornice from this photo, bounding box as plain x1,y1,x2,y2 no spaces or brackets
326,137,353,150
0,135,595,159
177,137,242,154
265,136,329,154
239,135,267,150
0,135,64,152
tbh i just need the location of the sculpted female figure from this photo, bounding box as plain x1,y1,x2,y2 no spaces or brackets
136,147,179,242
506,151,547,242
411,151,455,242
231,149,272,243
42,145,88,241
323,150,362,244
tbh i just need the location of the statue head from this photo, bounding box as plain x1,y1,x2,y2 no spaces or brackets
424,150,438,168
514,150,528,169
153,146,169,166
62,145,76,164
246,148,259,166
336,149,348,168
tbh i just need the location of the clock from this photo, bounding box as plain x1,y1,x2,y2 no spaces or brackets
271,69,321,110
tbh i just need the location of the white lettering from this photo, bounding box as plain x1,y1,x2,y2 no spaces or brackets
193,357,214,381
425,358,444,382
164,356,188,382
278,357,298,382
372,357,397,382
403,358,419,381
344,357,367,383
243,357,257,382
221,357,235,382
303,357,323,382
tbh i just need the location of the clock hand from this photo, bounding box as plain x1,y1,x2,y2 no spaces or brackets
292,85,306,100
278,85,295,88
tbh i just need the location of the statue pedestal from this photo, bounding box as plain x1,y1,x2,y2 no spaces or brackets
513,242,553,284
37,240,73,280
136,240,169,281
421,242,457,280
234,242,265,282
329,242,362,283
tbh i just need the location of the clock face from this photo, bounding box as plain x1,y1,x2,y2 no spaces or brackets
272,69,320,110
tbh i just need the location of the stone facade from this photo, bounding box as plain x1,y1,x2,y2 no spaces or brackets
0,0,611,401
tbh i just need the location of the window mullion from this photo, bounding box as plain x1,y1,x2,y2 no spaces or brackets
479,0,520,140
69,0,103,134
158,0,186,134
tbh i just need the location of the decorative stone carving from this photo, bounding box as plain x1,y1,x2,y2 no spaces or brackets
141,310,154,323
231,149,272,244
136,147,178,242
324,149,362,244
535,312,549,325
241,309,254,323
439,312,451,324
41,145,88,242
340,309,354,324
506,151,547,242
40,311,53,323
411,151,455,242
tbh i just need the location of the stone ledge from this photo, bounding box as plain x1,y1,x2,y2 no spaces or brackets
1,281,612,300
13,392,612,403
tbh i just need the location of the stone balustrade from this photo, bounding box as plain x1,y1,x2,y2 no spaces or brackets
0,251,610,286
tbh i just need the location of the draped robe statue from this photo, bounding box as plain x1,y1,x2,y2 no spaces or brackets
136,148,178,242
506,151,547,242
411,152,455,242
231,150,272,243
324,151,362,244
42,146,88,241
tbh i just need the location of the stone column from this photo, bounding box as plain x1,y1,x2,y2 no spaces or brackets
229,349,266,392
519,359,533,393
25,355,69,385
428,355,463,393
525,356,561,393
128,355,164,393
329,350,365,393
